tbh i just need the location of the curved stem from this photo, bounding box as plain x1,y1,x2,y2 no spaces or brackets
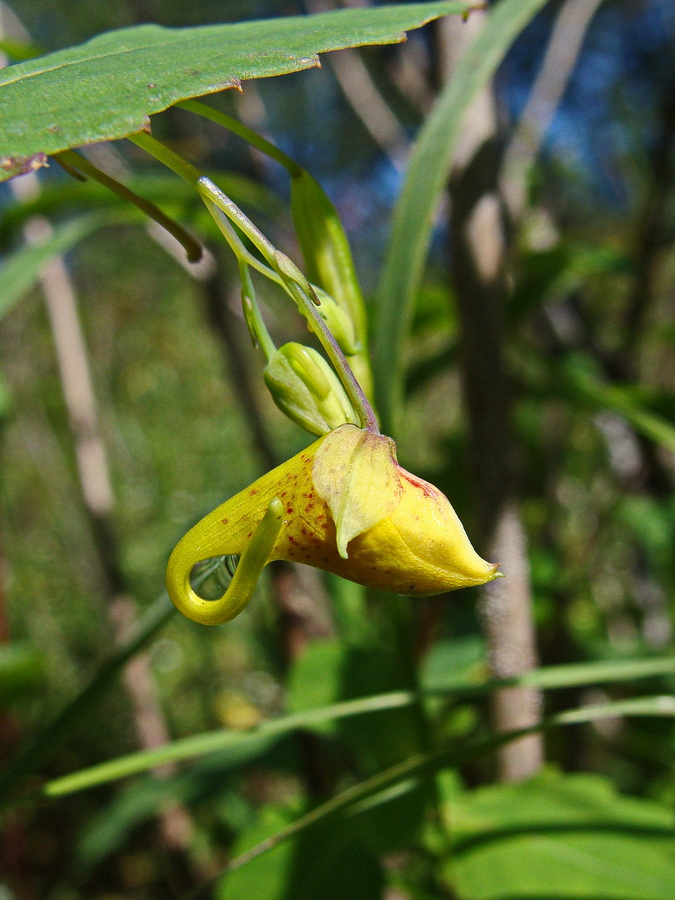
165,498,284,626
55,149,203,262
177,99,303,177
126,134,378,431
197,177,278,264
127,131,202,185
198,177,379,433
203,198,282,285
200,196,277,358
239,258,277,361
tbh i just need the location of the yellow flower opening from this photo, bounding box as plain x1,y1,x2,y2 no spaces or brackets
166,425,501,625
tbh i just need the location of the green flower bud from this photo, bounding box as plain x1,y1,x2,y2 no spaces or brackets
264,342,359,436
312,286,360,356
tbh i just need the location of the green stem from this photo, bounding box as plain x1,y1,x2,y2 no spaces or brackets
177,99,303,177
179,99,373,396
198,177,278,263
203,198,281,285
198,177,379,432
127,132,378,431
33,656,675,802
200,196,277,358
127,131,202,185
188,694,675,895
239,259,277,361
282,274,379,433
55,149,203,262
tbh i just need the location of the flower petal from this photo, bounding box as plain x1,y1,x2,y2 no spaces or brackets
312,425,401,558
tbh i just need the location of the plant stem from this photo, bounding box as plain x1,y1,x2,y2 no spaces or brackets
129,133,378,431
282,274,379,433
239,259,277,360
203,198,282,285
54,149,203,262
177,99,303,176
199,176,379,432
200,197,277,357
35,656,675,800
127,131,202,185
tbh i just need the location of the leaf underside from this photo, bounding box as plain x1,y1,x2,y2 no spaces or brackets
0,2,475,182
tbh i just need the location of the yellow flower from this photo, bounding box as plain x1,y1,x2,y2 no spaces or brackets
166,424,500,625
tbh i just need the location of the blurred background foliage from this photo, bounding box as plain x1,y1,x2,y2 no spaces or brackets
0,0,674,898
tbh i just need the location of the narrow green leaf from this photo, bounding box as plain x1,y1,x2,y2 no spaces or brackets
564,362,675,455
41,656,675,799
0,209,133,321
374,0,550,435
516,655,675,690
43,691,416,798
0,3,476,179
423,653,675,693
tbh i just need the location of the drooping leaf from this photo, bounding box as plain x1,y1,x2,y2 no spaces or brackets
0,2,475,181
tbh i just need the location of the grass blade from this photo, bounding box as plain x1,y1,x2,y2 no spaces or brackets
0,594,174,808
220,695,675,879
41,655,675,799
373,0,550,435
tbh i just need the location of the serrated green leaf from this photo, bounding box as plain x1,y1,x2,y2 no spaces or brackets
0,2,475,180
445,772,675,900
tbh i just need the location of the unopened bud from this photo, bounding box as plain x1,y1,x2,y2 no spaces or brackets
312,287,360,356
264,342,359,436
